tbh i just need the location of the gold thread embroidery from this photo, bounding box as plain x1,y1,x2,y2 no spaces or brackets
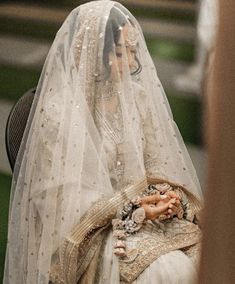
120,228,201,283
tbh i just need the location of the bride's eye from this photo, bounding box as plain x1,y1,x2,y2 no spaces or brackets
116,52,122,58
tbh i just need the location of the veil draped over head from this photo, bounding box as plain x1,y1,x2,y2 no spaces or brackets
4,1,202,283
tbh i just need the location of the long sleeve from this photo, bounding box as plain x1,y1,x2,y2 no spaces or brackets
143,109,161,177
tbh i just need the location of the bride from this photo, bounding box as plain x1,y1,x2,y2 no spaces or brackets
3,1,203,283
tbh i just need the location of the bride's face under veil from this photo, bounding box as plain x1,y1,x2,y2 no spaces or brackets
3,1,202,284
108,24,139,80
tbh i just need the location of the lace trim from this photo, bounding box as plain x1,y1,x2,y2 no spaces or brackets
120,227,201,283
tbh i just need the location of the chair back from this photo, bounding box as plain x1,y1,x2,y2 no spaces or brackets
5,88,36,171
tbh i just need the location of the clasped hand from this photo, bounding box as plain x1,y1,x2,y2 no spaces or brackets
140,191,182,220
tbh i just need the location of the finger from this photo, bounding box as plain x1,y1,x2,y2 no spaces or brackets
143,205,167,220
158,196,171,204
162,210,169,215
141,194,160,204
152,202,171,214
160,194,168,200
169,205,178,212
166,191,178,199
160,195,171,203
167,191,181,201
177,209,184,219
168,198,176,205
141,205,155,220
175,199,181,205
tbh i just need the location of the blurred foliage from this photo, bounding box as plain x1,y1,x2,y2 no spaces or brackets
168,94,202,145
2,0,197,24
0,172,11,282
0,17,59,41
148,38,195,62
0,65,40,101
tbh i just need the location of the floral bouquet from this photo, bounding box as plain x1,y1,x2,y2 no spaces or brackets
112,182,192,257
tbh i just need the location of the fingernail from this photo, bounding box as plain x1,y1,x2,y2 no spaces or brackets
160,195,167,199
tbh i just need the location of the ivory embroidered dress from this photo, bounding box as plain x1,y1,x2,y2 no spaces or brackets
89,81,201,284
3,1,202,283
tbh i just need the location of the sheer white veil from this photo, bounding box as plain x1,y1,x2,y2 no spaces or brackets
4,1,202,283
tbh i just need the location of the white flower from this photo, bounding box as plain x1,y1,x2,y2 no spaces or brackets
112,219,124,230
114,247,126,257
177,207,184,219
113,230,126,239
114,240,126,248
131,195,142,206
155,183,172,193
132,207,146,224
185,203,194,222
122,202,133,215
